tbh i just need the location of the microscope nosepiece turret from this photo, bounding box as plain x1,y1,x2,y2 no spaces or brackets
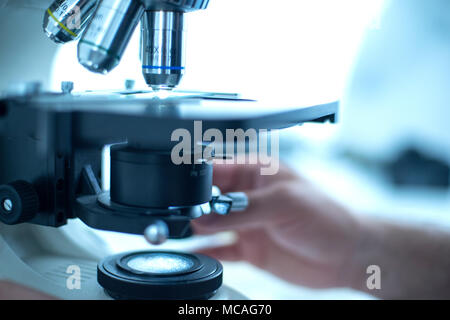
44,0,209,89
43,0,99,44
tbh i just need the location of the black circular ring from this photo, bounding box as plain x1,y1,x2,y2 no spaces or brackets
98,251,223,300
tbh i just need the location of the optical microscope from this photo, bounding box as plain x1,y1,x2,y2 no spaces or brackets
0,0,338,299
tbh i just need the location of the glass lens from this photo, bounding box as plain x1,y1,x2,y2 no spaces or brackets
126,253,194,274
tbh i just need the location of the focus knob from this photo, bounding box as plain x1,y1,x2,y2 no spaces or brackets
0,181,39,225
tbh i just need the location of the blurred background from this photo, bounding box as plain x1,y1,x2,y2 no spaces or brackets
50,0,450,299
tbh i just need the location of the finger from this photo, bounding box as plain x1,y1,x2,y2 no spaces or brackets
213,162,299,194
212,163,259,193
196,244,243,262
196,229,271,268
0,281,56,300
191,220,217,235
195,183,291,232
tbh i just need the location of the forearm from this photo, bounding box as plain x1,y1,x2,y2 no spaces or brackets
0,281,56,300
346,216,450,299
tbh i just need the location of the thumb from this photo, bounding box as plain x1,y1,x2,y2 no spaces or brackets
196,243,243,262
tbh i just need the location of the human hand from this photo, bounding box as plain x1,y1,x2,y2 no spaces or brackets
193,163,362,289
0,280,56,300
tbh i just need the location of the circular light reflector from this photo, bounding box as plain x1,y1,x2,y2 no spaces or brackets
127,252,194,274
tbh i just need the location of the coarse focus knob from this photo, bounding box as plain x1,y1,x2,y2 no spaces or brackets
0,181,39,225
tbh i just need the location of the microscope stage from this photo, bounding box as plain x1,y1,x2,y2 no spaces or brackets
7,90,338,149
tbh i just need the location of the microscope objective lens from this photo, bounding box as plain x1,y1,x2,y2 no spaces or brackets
43,0,99,43
141,10,186,90
78,0,144,74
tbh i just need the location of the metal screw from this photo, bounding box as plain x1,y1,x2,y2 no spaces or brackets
213,201,230,215
212,195,232,215
211,192,249,215
61,81,74,94
125,79,136,90
226,192,249,212
2,198,12,213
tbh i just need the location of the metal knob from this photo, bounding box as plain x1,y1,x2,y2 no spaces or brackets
144,220,169,245
211,192,249,215
61,81,74,94
226,192,249,212
0,181,39,225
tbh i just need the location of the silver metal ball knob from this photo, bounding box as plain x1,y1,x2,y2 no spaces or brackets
144,220,169,245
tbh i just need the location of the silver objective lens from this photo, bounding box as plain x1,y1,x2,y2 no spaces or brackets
78,0,144,74
43,0,99,43
141,11,185,91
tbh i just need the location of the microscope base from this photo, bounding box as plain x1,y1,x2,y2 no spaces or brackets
0,222,246,300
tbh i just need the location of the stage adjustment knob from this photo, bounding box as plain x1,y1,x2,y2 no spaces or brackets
0,181,39,225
